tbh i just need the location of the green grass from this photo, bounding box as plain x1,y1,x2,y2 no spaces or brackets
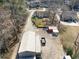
32,17,46,28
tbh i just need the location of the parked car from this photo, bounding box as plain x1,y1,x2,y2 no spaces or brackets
41,37,46,46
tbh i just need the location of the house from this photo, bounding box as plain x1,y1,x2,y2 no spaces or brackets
61,11,78,23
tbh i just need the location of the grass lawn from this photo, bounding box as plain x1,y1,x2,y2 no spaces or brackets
32,17,46,28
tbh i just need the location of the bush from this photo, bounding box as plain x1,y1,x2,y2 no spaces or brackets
0,0,3,3
66,47,73,57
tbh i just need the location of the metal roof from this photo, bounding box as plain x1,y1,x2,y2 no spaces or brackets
36,35,41,53
18,31,36,53
48,26,59,33
18,31,41,54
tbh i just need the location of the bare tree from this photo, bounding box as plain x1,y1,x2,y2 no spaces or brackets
74,33,79,55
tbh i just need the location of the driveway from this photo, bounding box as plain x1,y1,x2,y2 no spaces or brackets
23,10,36,32
36,29,64,59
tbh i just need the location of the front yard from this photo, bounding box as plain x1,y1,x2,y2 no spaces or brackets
32,17,50,28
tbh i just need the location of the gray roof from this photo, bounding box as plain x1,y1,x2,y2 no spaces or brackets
61,11,77,20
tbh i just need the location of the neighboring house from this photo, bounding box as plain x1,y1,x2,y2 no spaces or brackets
61,11,78,23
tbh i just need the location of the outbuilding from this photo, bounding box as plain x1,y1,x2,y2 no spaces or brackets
47,26,53,33
52,26,59,36
17,31,41,59
47,26,59,36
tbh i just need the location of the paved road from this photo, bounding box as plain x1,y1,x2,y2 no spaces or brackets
36,29,64,59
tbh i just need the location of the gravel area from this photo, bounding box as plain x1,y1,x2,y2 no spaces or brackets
36,29,64,59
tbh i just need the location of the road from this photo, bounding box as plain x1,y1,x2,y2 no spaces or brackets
36,29,64,59
23,10,35,32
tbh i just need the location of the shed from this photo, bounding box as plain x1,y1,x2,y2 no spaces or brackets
52,26,59,36
17,31,41,59
18,31,36,58
47,26,59,36
47,26,53,33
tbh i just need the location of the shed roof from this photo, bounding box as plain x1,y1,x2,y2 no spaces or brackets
18,31,41,54
36,35,41,53
18,31,36,53
48,26,59,32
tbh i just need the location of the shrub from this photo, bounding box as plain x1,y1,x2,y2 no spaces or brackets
0,0,3,3
66,47,73,57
